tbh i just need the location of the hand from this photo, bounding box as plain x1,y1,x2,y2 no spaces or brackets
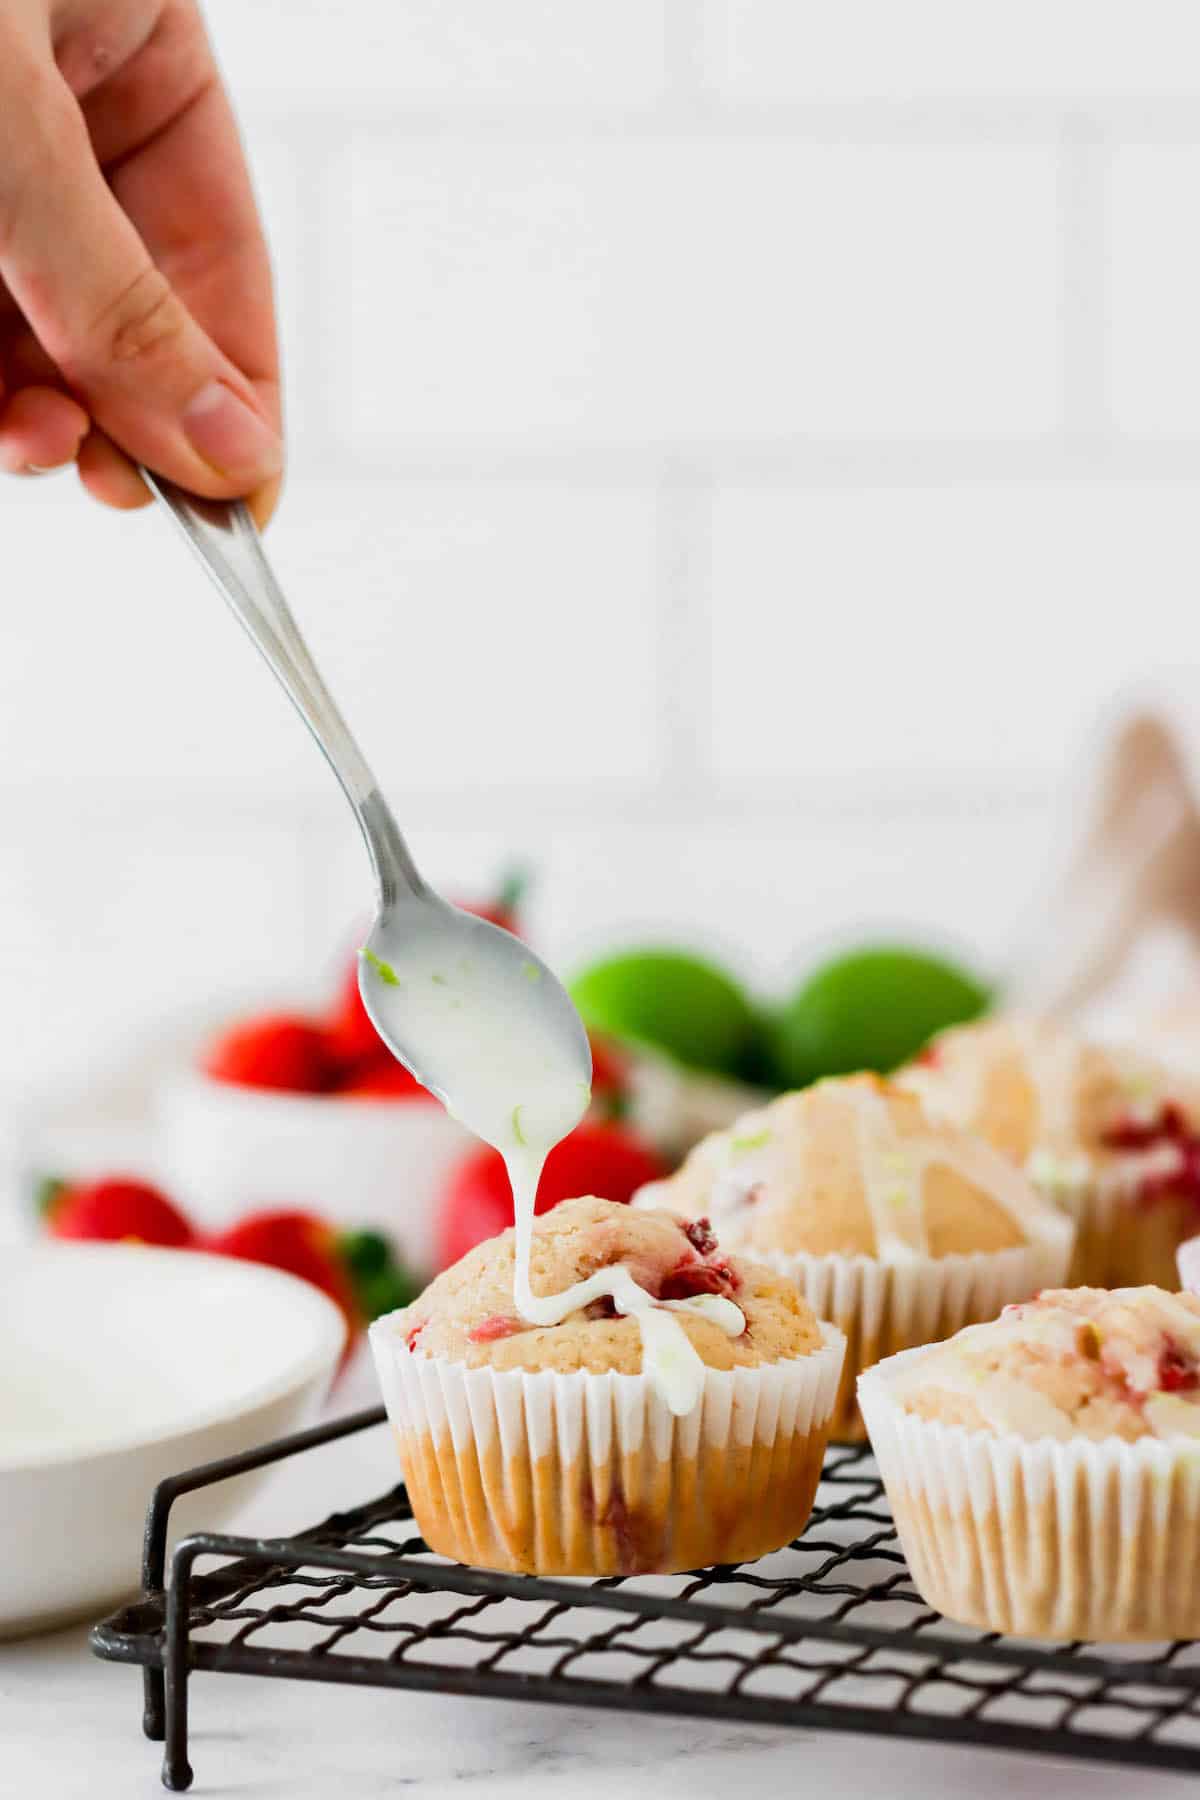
0,0,282,524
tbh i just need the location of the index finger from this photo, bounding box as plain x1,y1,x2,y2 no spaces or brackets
82,13,281,428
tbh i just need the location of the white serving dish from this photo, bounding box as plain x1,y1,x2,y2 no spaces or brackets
158,1071,472,1276
0,1242,344,1639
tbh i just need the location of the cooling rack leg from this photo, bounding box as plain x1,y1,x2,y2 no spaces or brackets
161,1542,197,1792
135,1409,386,1763
144,1667,165,1740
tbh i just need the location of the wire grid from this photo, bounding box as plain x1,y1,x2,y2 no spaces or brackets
103,1443,1200,1774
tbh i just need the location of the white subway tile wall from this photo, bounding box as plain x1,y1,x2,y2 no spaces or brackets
340,139,1060,445
708,482,1200,782
1110,147,1200,435
3,1,1200,1109
706,1,1200,100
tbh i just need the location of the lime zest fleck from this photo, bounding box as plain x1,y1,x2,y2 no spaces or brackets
431,972,448,987
512,1105,527,1147
731,1129,770,1154
521,960,542,984
360,947,401,987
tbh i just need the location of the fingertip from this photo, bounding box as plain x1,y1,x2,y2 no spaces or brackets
180,379,283,489
76,430,153,510
246,471,284,532
0,386,90,475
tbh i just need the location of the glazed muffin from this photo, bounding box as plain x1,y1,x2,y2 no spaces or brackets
898,1016,1200,1288
859,1286,1200,1641
370,1197,845,1575
1124,996,1200,1085
634,1075,1073,1440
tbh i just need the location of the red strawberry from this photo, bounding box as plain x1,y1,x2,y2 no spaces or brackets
203,1014,335,1094
658,1256,740,1301
1102,1103,1200,1216
683,1217,719,1258
587,1034,631,1120
335,1059,433,1102
206,1211,353,1328
204,1211,417,1351
467,1314,520,1343
326,961,385,1069
435,1121,667,1270
1158,1342,1199,1393
40,1176,195,1247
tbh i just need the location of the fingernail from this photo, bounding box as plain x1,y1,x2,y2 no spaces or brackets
25,463,57,475
182,381,282,481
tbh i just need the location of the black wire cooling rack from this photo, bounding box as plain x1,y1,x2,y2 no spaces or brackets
91,1404,1200,1792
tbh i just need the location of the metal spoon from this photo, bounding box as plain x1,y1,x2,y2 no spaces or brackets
145,474,591,1142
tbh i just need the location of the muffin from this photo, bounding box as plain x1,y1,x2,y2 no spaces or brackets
634,1074,1073,1440
898,1016,1200,1288
370,1196,845,1575
859,1286,1200,1641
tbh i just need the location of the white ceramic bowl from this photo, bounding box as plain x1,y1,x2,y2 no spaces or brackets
0,1242,344,1639
158,1071,472,1276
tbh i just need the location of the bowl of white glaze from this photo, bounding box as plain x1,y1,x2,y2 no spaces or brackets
158,1071,471,1277
0,1241,344,1639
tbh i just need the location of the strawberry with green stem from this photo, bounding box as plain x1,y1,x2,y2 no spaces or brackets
39,1175,196,1247
204,1210,418,1351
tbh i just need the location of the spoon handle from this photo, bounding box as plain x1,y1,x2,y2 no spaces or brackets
144,473,424,906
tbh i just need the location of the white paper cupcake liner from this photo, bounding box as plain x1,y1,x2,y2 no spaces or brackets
755,1225,1073,1442
859,1344,1200,1642
369,1321,845,1576
1031,1159,1199,1290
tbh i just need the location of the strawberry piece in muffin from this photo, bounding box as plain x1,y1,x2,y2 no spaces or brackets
891,1285,1200,1441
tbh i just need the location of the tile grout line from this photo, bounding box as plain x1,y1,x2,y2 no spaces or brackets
292,128,342,462
662,0,709,108
238,96,1200,144
273,440,1200,487
0,776,1057,827
654,463,715,805
1057,113,1112,446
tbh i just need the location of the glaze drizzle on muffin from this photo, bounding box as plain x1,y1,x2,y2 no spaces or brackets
890,1285,1200,1441
394,1197,820,1396
636,1074,1061,1263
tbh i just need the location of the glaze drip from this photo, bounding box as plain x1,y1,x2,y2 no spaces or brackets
505,1145,745,1416
837,1080,1051,1263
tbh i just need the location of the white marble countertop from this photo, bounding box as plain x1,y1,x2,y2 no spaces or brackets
1,1350,1194,1799
4,1619,1194,1800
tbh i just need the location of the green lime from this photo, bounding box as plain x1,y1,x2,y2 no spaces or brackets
570,949,760,1080
770,945,991,1088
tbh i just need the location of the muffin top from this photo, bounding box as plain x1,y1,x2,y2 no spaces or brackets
888,1286,1200,1442
390,1196,823,1375
634,1075,1064,1263
897,1017,1198,1195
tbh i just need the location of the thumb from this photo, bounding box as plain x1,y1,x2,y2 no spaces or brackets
0,64,281,498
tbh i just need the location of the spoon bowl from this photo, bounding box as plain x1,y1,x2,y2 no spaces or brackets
360,894,592,1155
